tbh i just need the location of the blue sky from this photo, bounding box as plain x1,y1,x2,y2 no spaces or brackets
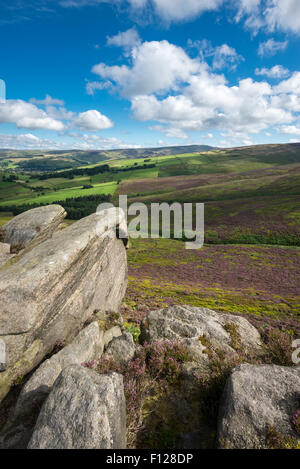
0,0,300,150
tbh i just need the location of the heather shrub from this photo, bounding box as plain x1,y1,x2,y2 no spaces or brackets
144,340,193,384
96,340,192,447
123,322,141,343
198,352,244,425
266,425,300,449
261,327,294,366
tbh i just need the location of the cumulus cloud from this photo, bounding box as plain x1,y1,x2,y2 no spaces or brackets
255,65,290,78
275,72,300,94
91,38,300,141
258,38,288,57
0,100,64,131
130,76,292,136
264,0,300,34
73,109,113,131
107,27,141,51
92,40,202,97
0,95,114,133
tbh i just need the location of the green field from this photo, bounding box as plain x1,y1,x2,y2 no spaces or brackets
0,180,117,207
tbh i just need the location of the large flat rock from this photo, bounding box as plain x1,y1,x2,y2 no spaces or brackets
0,322,104,449
1,205,66,252
140,305,262,363
0,208,128,403
218,364,300,449
28,365,126,449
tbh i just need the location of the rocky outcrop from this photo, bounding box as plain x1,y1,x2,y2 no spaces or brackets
1,205,66,253
0,208,128,403
104,332,136,365
0,322,104,449
218,364,300,449
140,305,262,364
28,365,126,449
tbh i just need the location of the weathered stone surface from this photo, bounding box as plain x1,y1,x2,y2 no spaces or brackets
0,243,11,269
0,208,128,403
0,322,104,449
218,364,300,449
28,365,126,449
104,326,123,348
140,305,262,363
105,333,135,364
1,205,66,252
0,243,10,255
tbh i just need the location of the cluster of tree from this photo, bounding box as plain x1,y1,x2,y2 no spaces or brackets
37,164,111,180
0,194,112,220
18,158,78,172
36,162,156,180
2,174,18,182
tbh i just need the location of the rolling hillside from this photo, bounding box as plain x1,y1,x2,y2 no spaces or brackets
1,142,300,325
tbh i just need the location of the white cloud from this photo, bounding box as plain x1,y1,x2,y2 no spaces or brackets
0,100,64,131
151,0,222,22
258,38,288,57
30,94,65,106
131,75,292,136
265,0,300,34
58,0,300,34
275,71,300,94
60,0,222,22
280,124,300,135
73,109,113,131
0,95,114,134
0,132,141,150
235,0,261,19
188,39,244,71
92,40,202,97
85,81,111,95
212,44,244,70
92,38,299,141
235,0,300,34
0,133,61,149
107,27,141,51
149,124,188,139
255,65,290,78
70,133,141,149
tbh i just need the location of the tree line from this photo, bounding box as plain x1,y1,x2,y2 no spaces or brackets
0,194,112,220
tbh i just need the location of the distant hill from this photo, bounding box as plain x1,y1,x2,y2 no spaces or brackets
1,142,300,172
0,144,216,166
